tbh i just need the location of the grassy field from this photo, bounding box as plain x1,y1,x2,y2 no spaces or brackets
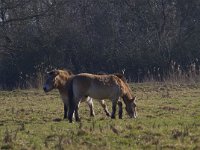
0,83,200,150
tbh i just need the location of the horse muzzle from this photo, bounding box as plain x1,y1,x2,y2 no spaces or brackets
43,86,48,92
130,113,137,119
43,84,53,92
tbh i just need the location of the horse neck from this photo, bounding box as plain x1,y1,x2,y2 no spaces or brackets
122,84,134,105
124,81,133,94
123,92,132,102
120,80,132,99
57,75,70,92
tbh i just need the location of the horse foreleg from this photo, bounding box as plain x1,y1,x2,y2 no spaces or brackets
111,100,117,119
64,104,68,119
118,101,123,119
86,97,95,117
100,100,110,117
68,102,75,123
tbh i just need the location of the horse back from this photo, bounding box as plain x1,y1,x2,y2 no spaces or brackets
72,73,122,99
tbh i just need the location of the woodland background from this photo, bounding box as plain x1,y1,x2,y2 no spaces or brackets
0,0,200,88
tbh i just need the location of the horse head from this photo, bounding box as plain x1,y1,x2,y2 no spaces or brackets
125,96,137,118
43,69,60,92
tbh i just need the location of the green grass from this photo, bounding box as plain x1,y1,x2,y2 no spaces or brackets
1,83,200,149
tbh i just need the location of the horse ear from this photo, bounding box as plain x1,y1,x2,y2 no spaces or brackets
47,69,59,76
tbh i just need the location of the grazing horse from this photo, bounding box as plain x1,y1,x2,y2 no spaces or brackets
43,69,110,119
67,73,137,122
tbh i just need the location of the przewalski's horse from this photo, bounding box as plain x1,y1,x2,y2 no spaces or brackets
43,69,110,119
67,73,137,123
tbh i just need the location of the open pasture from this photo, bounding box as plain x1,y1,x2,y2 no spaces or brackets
0,83,200,149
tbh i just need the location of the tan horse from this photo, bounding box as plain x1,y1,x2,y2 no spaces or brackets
43,69,110,119
67,73,137,122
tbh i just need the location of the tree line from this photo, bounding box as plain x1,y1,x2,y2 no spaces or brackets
0,0,200,89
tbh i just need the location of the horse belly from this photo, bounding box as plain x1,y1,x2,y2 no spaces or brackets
87,85,118,99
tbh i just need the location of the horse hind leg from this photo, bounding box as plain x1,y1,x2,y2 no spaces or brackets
74,102,81,122
86,97,95,117
68,101,81,122
100,100,110,117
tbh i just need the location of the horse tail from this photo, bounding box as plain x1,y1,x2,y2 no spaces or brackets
113,73,127,83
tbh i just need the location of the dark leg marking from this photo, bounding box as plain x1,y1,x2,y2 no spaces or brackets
75,105,81,122
118,101,123,119
111,101,117,119
64,104,68,119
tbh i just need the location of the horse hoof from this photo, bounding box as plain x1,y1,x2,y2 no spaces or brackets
76,119,81,122
90,113,95,117
111,116,115,119
76,118,81,122
106,113,111,117
68,118,73,123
